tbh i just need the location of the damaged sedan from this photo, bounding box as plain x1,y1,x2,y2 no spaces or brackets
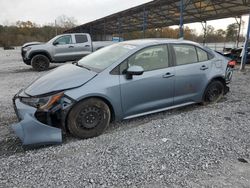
12,39,234,145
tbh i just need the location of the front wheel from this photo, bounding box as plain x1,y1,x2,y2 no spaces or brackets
67,98,111,139
31,54,50,71
203,81,225,104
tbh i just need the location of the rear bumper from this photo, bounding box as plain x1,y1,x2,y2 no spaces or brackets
12,97,62,145
224,85,230,95
225,67,233,84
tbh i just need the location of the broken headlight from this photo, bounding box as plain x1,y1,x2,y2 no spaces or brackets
20,92,64,110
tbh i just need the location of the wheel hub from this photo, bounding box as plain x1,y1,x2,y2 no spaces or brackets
36,57,46,69
77,106,102,129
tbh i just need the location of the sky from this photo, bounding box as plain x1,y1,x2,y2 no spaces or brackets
0,0,249,35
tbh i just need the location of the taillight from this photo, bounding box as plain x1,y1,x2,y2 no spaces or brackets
228,60,236,68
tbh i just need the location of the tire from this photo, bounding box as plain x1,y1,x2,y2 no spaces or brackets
203,80,225,104
31,54,50,71
67,98,111,139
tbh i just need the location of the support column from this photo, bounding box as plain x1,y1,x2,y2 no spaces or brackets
179,0,184,39
142,5,147,38
89,26,92,36
118,18,122,41
103,20,106,41
240,14,250,71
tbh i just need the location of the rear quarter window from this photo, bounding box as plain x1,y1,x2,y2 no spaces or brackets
203,46,215,60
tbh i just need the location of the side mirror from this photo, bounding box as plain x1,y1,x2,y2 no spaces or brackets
53,41,59,46
126,65,144,79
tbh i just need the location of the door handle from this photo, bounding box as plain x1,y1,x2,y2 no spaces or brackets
85,45,90,47
162,72,175,78
69,46,74,48
200,65,208,70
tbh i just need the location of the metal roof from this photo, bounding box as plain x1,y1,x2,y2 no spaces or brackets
66,0,250,35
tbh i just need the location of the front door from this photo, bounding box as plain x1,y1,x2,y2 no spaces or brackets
53,34,76,62
119,45,175,118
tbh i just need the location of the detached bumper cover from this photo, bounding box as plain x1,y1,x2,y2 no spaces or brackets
11,97,62,145
12,114,62,145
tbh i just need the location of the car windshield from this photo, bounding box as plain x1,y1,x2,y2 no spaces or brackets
78,43,136,72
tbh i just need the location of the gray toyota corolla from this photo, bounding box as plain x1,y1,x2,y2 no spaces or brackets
12,39,234,145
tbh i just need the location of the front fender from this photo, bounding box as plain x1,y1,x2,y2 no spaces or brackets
65,87,123,121
28,50,53,61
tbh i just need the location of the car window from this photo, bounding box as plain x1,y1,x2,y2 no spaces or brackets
203,46,215,59
196,47,208,62
173,44,198,65
75,35,88,43
127,45,169,72
54,35,72,45
119,60,128,74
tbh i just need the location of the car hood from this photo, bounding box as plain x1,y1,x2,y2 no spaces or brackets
24,64,97,96
22,42,44,48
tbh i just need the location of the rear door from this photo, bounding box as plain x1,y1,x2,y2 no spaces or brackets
171,44,212,104
73,34,92,59
119,44,175,118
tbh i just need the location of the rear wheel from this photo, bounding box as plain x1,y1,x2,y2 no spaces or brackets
31,54,50,71
67,98,111,139
203,81,225,104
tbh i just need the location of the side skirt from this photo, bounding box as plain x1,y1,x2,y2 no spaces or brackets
123,102,196,120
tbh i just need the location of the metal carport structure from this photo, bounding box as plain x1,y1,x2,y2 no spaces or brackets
66,0,250,69
67,0,249,37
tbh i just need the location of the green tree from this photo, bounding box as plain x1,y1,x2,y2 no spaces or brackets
216,29,226,38
226,23,238,42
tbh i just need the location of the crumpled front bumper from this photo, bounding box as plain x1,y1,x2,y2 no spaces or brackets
21,48,31,65
11,98,62,145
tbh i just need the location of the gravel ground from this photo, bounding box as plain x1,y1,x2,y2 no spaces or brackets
0,48,250,187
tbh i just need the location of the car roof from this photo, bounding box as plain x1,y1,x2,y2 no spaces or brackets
119,38,200,47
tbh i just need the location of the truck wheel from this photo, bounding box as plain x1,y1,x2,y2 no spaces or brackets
31,55,50,71
67,98,110,139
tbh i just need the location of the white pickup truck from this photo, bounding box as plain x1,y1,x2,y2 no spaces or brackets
21,33,115,71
